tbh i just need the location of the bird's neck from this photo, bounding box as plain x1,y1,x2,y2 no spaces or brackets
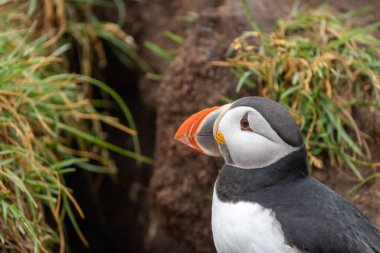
215,146,309,202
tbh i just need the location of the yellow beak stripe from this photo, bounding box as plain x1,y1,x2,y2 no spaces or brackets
215,132,226,145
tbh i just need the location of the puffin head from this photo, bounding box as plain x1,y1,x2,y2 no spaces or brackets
174,96,304,169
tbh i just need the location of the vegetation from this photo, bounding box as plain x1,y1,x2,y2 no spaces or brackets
2,1,379,251
216,4,380,185
144,31,184,62
0,1,151,252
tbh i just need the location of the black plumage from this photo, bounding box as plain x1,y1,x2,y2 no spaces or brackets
216,146,380,253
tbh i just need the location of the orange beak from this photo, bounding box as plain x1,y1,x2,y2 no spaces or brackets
174,106,222,156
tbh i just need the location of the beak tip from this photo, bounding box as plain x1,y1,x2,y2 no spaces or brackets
173,128,184,142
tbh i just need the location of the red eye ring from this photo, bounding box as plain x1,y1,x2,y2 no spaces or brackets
240,113,253,131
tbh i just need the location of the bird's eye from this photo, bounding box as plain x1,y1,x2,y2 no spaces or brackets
240,113,252,131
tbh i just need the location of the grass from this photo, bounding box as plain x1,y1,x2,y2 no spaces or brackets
144,41,177,61
31,0,151,155
144,30,184,80
0,1,152,252
144,31,184,62
34,0,150,75
215,4,380,185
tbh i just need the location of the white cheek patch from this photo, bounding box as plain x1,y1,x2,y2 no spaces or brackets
218,107,299,169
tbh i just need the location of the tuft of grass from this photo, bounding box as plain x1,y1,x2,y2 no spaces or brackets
144,41,177,61
178,11,199,24
0,1,152,252
31,0,152,155
144,31,184,62
34,0,150,74
164,31,185,44
215,4,380,183
144,30,184,79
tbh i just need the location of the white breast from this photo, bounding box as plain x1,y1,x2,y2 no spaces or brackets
211,186,300,253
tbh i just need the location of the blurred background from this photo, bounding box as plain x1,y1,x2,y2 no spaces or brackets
1,0,379,252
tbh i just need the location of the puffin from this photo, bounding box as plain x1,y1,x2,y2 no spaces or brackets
174,96,380,253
